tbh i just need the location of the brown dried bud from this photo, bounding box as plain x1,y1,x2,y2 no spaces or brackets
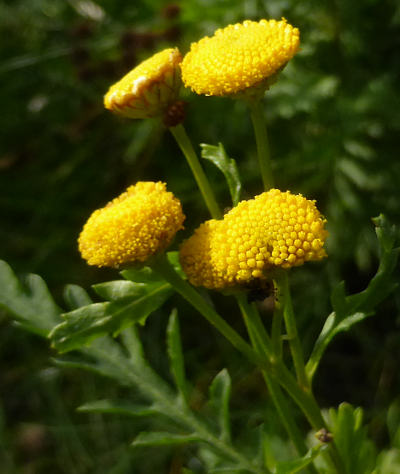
163,100,186,127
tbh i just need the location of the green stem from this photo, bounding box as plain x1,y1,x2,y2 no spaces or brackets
247,99,274,190
236,294,309,459
169,124,222,219
152,257,345,471
152,255,261,368
236,297,346,473
274,272,310,391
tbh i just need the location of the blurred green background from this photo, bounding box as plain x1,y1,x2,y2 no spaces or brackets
1,0,399,472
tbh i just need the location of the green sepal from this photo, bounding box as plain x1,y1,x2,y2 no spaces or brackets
50,280,173,353
0,259,61,337
200,143,242,206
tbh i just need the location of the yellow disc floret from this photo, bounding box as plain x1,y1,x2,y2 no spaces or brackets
180,189,327,289
79,182,185,268
104,48,182,119
181,19,300,97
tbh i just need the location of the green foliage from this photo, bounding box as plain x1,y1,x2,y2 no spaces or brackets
306,215,399,380
327,403,376,474
208,369,232,443
201,143,242,206
0,260,61,336
50,270,173,353
1,1,400,472
167,308,189,403
275,445,326,474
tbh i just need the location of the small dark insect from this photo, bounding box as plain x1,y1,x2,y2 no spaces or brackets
246,279,275,303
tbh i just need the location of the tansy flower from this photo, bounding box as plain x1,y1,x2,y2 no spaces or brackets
181,19,300,97
104,48,182,119
79,182,185,268
180,189,327,289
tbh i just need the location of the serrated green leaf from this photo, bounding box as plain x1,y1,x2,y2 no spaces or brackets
50,281,173,353
54,332,175,402
275,445,326,474
63,284,93,310
209,369,231,442
53,335,135,384
200,143,241,206
78,399,157,417
132,431,200,447
0,260,61,337
167,309,188,402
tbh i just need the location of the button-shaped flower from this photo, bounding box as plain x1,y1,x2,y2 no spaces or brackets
180,189,327,289
79,182,185,268
104,48,182,119
181,19,300,97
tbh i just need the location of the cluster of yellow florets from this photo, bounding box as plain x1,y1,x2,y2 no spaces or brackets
104,48,182,119
181,19,300,97
180,189,327,289
78,182,185,268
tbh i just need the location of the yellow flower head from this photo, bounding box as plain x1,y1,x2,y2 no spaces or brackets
104,48,182,119
79,182,185,268
181,19,300,97
180,189,327,289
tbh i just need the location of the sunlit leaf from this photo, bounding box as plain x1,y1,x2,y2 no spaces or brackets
200,143,241,206
50,280,173,352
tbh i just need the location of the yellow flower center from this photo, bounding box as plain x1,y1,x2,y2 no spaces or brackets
181,19,300,96
79,182,185,268
180,189,327,289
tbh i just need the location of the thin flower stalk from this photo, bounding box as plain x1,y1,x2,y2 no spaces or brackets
169,124,222,219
